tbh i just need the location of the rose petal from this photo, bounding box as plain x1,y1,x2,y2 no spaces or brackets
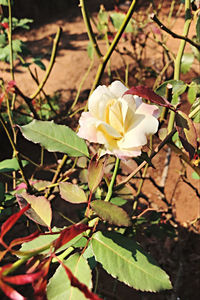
108,80,128,98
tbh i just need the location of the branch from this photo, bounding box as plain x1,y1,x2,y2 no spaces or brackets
30,27,62,100
150,13,200,51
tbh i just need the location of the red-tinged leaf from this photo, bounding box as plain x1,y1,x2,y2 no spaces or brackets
0,22,9,29
10,231,41,249
32,258,51,300
54,254,102,300
88,155,106,192
17,193,52,227
53,224,89,251
0,280,26,300
124,86,173,108
3,271,43,285
6,81,16,93
0,205,30,242
175,111,198,159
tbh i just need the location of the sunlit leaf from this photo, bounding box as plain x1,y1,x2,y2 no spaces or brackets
90,200,131,227
53,224,88,251
59,182,87,204
156,80,187,105
190,98,200,123
20,120,89,157
180,53,194,74
0,158,28,173
188,81,199,104
110,12,133,33
88,155,106,192
17,193,52,227
47,253,99,300
110,197,127,206
175,111,198,159
92,231,172,292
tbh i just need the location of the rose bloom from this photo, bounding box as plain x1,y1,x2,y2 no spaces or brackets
78,81,160,159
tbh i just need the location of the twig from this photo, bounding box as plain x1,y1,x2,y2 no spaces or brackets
79,0,102,58
30,27,62,100
90,0,137,94
150,13,200,50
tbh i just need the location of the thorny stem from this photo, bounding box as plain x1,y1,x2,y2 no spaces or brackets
151,13,200,51
45,154,68,198
104,157,120,202
168,0,192,133
0,113,32,193
80,0,102,58
70,54,94,111
90,0,137,94
30,27,62,100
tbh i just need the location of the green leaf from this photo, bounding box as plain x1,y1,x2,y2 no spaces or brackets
196,15,200,43
156,80,187,105
0,0,12,5
59,182,87,204
190,98,200,123
47,253,92,300
20,120,89,157
110,12,133,33
110,197,127,206
0,158,28,173
19,228,84,256
17,192,52,227
90,200,131,227
33,58,46,70
16,18,33,30
92,231,172,292
188,81,198,104
180,53,194,74
192,171,200,180
87,41,94,60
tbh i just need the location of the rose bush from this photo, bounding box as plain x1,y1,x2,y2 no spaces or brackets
78,81,160,159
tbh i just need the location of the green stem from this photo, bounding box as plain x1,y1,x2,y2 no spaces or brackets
0,114,32,193
70,55,94,111
90,0,137,93
30,27,62,100
79,0,102,58
104,157,120,202
168,0,191,133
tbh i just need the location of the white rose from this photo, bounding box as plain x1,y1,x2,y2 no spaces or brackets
77,81,160,159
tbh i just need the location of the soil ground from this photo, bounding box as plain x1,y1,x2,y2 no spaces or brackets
0,1,200,299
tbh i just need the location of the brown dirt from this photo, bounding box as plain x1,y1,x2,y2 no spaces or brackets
0,1,200,299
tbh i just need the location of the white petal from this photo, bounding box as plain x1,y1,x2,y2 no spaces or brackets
88,85,113,119
108,80,128,98
136,102,160,118
118,114,159,149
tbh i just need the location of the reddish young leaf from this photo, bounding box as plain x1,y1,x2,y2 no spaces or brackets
124,86,173,108
53,224,89,251
0,280,26,300
0,93,4,107
54,255,102,300
0,22,9,29
10,231,41,249
0,204,30,243
3,271,43,285
32,258,51,300
175,111,198,159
